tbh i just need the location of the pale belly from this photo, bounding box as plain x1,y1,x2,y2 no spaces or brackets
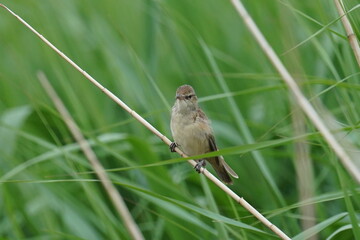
171,120,210,157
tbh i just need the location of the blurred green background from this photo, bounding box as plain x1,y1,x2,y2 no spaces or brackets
1,0,360,239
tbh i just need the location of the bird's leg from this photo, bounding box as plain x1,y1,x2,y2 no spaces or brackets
170,142,178,152
194,159,206,173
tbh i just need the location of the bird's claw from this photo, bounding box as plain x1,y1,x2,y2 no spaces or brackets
170,142,178,152
194,159,206,173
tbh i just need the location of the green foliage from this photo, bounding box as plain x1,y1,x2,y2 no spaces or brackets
1,0,360,239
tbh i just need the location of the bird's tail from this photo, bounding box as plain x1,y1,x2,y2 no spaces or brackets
208,156,238,184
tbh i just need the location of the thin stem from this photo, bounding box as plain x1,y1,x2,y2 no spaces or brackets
37,72,144,240
0,3,291,239
230,0,360,184
334,0,360,68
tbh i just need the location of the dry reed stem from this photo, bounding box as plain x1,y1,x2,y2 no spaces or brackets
230,0,360,184
37,72,145,240
334,0,360,68
0,3,291,239
293,109,317,240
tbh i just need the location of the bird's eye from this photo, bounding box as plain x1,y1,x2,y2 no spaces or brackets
185,95,193,100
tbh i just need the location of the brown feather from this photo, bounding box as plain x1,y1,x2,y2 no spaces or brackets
206,134,233,184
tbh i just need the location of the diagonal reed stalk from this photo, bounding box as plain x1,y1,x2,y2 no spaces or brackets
0,3,291,240
334,0,360,68
37,72,145,240
230,0,360,184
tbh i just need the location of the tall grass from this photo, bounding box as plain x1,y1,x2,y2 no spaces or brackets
0,0,359,239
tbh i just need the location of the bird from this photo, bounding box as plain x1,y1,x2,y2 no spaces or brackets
170,84,238,184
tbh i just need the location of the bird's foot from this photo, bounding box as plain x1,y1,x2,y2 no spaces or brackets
170,142,178,152
194,159,206,173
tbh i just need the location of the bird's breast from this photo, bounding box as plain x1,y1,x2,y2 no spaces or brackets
171,112,211,156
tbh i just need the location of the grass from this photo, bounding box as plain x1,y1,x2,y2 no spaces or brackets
1,0,360,239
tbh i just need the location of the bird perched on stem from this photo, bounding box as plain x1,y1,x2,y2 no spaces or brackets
170,85,238,184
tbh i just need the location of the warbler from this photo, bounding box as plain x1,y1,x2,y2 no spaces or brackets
170,85,238,184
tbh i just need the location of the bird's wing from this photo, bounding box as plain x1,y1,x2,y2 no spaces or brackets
207,134,238,178
207,133,218,151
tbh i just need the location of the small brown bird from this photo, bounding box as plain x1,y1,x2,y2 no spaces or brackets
170,85,238,184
